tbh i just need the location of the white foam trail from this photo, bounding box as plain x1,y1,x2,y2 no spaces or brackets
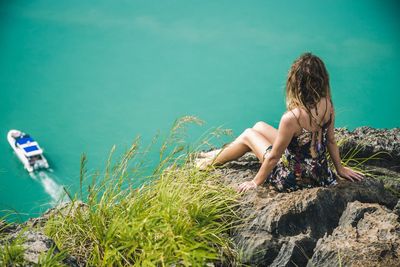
32,171,70,205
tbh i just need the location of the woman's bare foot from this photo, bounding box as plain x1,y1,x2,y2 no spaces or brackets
198,149,222,158
194,157,214,170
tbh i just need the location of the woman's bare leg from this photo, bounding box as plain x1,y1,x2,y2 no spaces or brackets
196,121,278,169
213,121,277,163
214,127,273,163
196,128,272,169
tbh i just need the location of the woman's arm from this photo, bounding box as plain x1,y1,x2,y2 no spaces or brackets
326,109,364,181
326,110,342,172
238,113,297,193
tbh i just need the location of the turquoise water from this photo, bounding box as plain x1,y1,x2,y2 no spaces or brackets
1,1,399,221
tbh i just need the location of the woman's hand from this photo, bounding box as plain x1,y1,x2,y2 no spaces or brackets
337,166,365,182
237,180,258,193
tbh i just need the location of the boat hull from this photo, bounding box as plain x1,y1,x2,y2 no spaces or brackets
7,129,49,172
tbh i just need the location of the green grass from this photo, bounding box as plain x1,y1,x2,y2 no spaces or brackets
329,136,389,178
36,246,68,267
0,220,69,266
334,138,400,196
0,228,26,266
44,116,241,266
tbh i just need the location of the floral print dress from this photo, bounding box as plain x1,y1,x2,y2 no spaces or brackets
264,110,338,192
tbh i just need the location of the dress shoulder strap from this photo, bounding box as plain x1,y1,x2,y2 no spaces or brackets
288,99,333,132
289,109,303,129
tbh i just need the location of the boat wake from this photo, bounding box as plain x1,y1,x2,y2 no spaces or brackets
30,171,70,206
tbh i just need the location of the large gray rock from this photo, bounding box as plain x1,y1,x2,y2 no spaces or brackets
0,202,83,266
0,227,78,266
16,230,66,265
308,201,400,267
222,173,397,266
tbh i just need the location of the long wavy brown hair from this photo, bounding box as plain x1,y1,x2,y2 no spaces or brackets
286,52,333,127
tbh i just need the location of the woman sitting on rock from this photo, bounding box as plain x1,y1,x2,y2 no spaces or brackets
196,52,364,193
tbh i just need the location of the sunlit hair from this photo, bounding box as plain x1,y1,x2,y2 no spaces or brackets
285,52,333,126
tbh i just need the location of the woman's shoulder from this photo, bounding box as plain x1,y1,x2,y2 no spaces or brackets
285,107,302,117
282,108,303,131
283,108,300,120
286,97,334,120
281,109,306,140
283,107,303,125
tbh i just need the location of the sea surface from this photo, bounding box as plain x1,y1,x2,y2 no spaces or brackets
1,0,399,221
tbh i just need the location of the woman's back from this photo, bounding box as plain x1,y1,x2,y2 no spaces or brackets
266,97,337,192
289,97,333,158
291,97,333,136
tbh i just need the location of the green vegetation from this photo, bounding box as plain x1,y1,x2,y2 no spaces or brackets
44,116,241,266
0,229,25,266
0,221,68,266
335,138,400,196
37,246,67,267
0,220,25,266
329,137,387,178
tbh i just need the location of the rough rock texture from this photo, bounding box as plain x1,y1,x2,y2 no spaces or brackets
203,127,400,266
335,127,400,171
0,225,79,266
0,202,86,266
309,201,400,267
394,199,400,217
335,127,400,197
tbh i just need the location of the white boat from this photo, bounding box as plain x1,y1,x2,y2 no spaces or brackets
7,129,49,172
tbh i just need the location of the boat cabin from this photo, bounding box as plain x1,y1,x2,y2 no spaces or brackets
15,135,44,157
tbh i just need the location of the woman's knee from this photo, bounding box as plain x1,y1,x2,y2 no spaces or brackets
240,128,256,143
252,121,277,143
253,121,269,131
